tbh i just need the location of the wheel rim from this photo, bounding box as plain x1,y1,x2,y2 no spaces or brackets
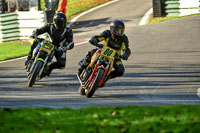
86,71,98,93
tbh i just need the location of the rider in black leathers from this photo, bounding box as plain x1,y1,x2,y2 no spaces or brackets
78,20,131,85
25,12,74,76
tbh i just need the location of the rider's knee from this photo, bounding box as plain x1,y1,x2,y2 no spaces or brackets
58,61,66,69
116,65,125,77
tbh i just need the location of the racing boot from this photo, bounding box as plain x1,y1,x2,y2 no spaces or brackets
78,49,97,76
77,55,91,76
46,68,53,76
40,68,52,79
24,51,32,66
24,39,40,66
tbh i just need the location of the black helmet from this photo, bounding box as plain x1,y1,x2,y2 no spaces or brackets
53,12,67,29
110,20,125,37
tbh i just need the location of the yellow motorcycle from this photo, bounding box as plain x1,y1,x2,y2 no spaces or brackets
26,38,55,87
77,44,121,98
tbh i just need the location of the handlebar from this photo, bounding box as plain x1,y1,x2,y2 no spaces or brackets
30,36,74,52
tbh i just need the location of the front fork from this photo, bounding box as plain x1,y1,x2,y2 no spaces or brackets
29,51,49,78
38,56,49,77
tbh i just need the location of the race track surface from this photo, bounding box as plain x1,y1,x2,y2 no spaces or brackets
0,0,200,108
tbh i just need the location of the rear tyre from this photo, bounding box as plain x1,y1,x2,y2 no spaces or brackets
27,61,43,87
86,69,104,98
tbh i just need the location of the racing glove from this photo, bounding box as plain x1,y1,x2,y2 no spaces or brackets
121,54,128,60
58,46,67,52
121,48,131,60
31,30,38,39
89,37,99,46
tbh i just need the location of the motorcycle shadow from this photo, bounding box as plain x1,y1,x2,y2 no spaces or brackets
89,93,138,99
30,73,80,88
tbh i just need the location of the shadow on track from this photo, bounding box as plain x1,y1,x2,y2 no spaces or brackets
71,17,131,34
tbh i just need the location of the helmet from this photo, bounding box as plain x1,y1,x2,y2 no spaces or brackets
110,20,125,38
53,12,67,29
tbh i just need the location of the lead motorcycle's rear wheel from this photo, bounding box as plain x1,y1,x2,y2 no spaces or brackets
86,68,105,98
27,60,43,87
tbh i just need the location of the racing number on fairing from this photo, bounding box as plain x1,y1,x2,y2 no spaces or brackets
101,46,116,59
43,43,53,49
103,48,113,56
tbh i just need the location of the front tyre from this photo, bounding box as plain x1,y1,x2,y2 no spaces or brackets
86,68,104,98
27,60,43,87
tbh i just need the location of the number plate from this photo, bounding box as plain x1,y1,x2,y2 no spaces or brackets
43,43,53,49
40,42,54,54
101,46,116,59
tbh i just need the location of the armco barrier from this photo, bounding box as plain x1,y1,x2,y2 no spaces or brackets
0,13,19,42
165,0,200,16
0,11,45,42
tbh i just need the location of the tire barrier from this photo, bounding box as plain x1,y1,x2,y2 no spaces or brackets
153,0,200,17
165,0,200,16
0,11,45,42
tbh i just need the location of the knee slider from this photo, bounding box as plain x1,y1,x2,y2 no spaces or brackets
58,61,66,69
117,65,125,77
118,69,124,77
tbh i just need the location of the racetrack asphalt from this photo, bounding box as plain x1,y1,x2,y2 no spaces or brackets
0,0,200,108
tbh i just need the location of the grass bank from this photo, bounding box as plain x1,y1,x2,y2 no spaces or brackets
1,105,200,133
40,0,111,19
150,13,200,24
0,0,110,61
0,41,30,61
66,0,110,19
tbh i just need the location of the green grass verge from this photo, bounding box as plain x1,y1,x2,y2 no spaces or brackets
0,105,200,133
66,0,110,19
0,41,30,61
150,13,200,24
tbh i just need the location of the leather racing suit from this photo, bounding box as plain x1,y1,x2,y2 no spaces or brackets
27,23,74,74
78,30,131,81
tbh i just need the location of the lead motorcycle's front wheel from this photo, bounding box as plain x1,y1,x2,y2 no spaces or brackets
86,68,105,98
27,60,43,87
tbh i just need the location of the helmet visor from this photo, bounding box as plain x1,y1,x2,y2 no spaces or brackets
113,27,124,36
55,19,66,29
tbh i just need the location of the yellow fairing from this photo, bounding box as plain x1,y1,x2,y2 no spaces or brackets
86,40,122,78
88,45,117,76
101,46,117,76
89,52,100,68
40,41,54,54
101,46,116,59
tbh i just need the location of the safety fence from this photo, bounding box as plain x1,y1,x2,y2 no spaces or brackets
165,0,200,16
153,0,200,17
0,11,45,42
